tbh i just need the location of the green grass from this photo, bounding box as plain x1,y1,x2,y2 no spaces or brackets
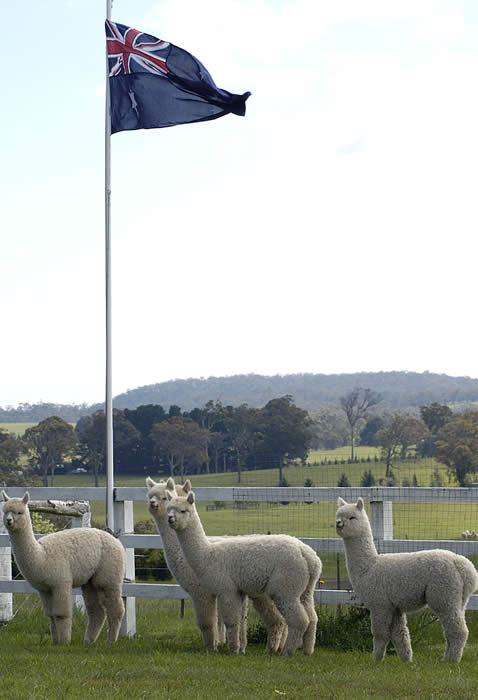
0,422,38,436
307,446,381,462
2,596,478,698
47,456,468,540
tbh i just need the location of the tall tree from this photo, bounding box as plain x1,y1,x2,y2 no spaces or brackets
0,428,31,486
124,404,167,469
435,410,478,486
339,387,381,460
419,402,453,457
376,413,429,476
311,409,348,450
24,416,77,486
187,400,226,473
221,404,257,484
420,403,453,434
359,414,386,447
76,409,141,484
150,416,209,479
257,395,314,485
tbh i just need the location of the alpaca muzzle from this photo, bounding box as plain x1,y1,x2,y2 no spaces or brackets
4,513,14,527
167,513,176,526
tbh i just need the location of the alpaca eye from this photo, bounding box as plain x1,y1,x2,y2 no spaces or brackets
181,510,186,513
349,516,356,520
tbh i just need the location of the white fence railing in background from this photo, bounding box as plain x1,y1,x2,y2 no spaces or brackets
1,486,478,637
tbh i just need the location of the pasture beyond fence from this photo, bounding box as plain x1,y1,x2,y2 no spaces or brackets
1,485,478,637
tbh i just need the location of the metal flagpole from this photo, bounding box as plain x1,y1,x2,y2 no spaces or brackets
105,0,114,532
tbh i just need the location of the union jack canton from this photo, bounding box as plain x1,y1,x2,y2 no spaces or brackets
105,20,250,133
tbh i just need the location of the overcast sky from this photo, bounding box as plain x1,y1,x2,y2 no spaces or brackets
2,1,477,408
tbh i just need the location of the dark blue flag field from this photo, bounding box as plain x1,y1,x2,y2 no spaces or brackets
106,20,251,133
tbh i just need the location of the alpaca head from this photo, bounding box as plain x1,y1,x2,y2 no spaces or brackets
2,491,30,533
166,491,195,532
335,497,370,539
146,477,192,521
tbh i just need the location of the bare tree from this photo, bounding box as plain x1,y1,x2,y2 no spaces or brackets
339,388,381,460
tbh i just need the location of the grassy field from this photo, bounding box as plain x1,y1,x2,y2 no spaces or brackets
48,453,461,537
2,595,478,698
0,422,38,435
45,467,478,591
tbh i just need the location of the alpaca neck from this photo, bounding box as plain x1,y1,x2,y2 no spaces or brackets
9,515,45,582
343,522,378,583
174,509,212,578
152,513,183,558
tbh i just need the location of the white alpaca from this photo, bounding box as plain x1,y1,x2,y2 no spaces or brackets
166,487,321,656
146,477,287,653
2,491,125,645
336,497,478,662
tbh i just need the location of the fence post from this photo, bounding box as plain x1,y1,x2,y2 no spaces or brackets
370,500,393,552
114,498,136,637
70,507,91,612
0,502,13,622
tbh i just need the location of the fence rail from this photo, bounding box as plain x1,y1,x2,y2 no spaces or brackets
1,485,478,637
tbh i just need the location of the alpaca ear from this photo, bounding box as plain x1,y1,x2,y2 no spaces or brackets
187,492,195,505
337,497,346,507
166,490,173,501
356,497,364,511
166,477,175,491
146,477,155,489
22,492,30,504
183,479,192,493
2,490,9,502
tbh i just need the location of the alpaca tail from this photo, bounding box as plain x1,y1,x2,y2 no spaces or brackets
301,543,322,591
454,555,478,606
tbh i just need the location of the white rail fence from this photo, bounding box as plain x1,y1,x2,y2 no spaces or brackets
1,486,478,637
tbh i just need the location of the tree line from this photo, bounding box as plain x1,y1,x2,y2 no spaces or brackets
1,390,477,488
3,370,478,422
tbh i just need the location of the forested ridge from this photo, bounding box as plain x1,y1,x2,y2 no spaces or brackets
1,371,478,423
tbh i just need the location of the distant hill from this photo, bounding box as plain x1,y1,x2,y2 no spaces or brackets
111,371,478,413
2,371,478,423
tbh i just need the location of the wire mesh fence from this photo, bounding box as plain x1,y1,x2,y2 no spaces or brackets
166,453,478,592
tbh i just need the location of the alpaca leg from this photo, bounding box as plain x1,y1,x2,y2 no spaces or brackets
191,595,220,650
50,588,73,644
239,595,248,654
370,608,392,661
82,582,107,644
273,597,309,657
39,592,58,643
439,609,469,663
390,610,412,662
217,593,243,653
98,587,125,646
300,587,318,656
217,604,226,646
250,595,287,654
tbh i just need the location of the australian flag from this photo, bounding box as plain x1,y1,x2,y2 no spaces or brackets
106,20,251,134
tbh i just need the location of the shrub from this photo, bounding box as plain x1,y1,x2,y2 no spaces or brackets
315,606,372,651
248,605,373,652
218,603,440,653
360,469,376,487
304,478,314,488
337,473,350,487
31,512,57,535
134,519,172,582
